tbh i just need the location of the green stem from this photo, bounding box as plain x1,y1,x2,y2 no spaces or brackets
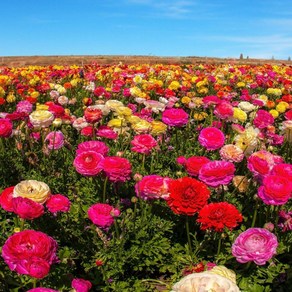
251,204,258,228
185,216,193,261
114,219,120,239
217,235,222,257
102,176,108,203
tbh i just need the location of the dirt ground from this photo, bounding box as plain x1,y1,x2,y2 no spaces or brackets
0,55,291,67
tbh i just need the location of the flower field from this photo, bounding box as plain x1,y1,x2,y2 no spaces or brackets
0,61,291,291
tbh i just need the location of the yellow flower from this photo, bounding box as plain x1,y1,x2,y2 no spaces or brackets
36,104,49,111
197,87,209,94
133,75,143,84
6,93,16,103
267,88,282,96
150,121,167,136
31,91,40,98
210,266,237,284
233,107,247,122
269,109,279,118
196,80,207,88
193,112,208,121
131,120,152,134
114,106,132,117
236,81,246,87
107,118,126,128
276,103,287,113
52,118,63,128
13,180,51,204
126,115,141,124
29,110,54,128
105,100,124,110
181,96,191,104
0,86,6,97
168,81,180,90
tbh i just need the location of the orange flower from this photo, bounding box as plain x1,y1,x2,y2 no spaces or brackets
266,100,275,109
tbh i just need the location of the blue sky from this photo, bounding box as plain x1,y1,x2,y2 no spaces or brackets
1,0,292,59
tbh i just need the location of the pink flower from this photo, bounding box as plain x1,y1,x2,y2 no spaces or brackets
198,127,225,151
253,109,274,129
257,175,292,205
27,288,58,292
199,160,235,188
184,156,210,177
88,203,120,229
278,210,292,232
12,197,44,220
76,140,109,156
131,134,157,155
162,108,189,127
0,118,13,137
214,101,234,119
0,186,14,212
44,131,65,150
102,156,132,182
18,257,50,279
16,100,33,114
232,228,278,265
71,278,92,292
48,104,64,118
271,163,292,181
135,175,172,200
247,150,276,180
2,230,58,277
219,144,244,163
80,126,97,138
96,125,118,140
73,151,104,176
46,194,71,214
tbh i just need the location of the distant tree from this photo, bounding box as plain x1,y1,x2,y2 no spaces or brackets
271,56,275,60
288,56,291,61
239,53,243,59
246,56,249,59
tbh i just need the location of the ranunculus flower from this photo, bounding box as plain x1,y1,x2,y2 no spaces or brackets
198,127,225,151
214,101,234,120
84,106,103,123
135,175,172,200
44,131,65,150
253,109,274,129
96,125,118,140
0,118,13,137
167,177,210,216
13,180,51,204
72,117,89,131
271,163,292,181
197,202,243,232
102,156,132,182
48,103,65,118
16,100,33,114
199,160,235,188
71,278,92,292
278,210,292,232
80,126,97,138
162,108,189,127
184,156,210,177
76,140,109,156
2,230,58,277
257,175,292,205
219,144,244,163
247,150,277,180
131,134,157,155
232,228,278,265
12,197,44,220
29,110,54,129
73,151,104,176
171,266,240,292
46,194,71,214
88,203,120,229
0,186,14,212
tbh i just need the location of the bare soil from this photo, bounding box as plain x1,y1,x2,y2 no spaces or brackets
0,55,291,67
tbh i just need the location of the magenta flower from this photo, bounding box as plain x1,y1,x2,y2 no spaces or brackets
257,175,292,205
131,134,157,155
73,151,104,176
0,118,13,138
27,288,59,292
135,175,172,200
16,100,33,114
198,127,225,151
12,197,44,220
278,210,292,232
184,156,210,177
97,125,118,140
162,108,189,127
232,228,278,265
102,156,132,182
214,101,234,119
253,109,274,129
88,203,120,229
199,160,235,188
71,278,92,292
46,194,71,214
44,131,65,150
76,140,109,156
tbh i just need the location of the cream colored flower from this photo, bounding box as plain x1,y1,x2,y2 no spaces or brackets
105,99,124,110
238,101,256,113
114,106,133,117
13,180,51,204
234,126,259,156
171,266,240,292
29,110,54,129
131,119,152,134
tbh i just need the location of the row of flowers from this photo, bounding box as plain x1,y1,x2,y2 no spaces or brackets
0,62,291,291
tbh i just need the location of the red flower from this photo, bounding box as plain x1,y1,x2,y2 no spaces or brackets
0,186,14,212
197,202,243,232
166,177,210,216
84,106,103,123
